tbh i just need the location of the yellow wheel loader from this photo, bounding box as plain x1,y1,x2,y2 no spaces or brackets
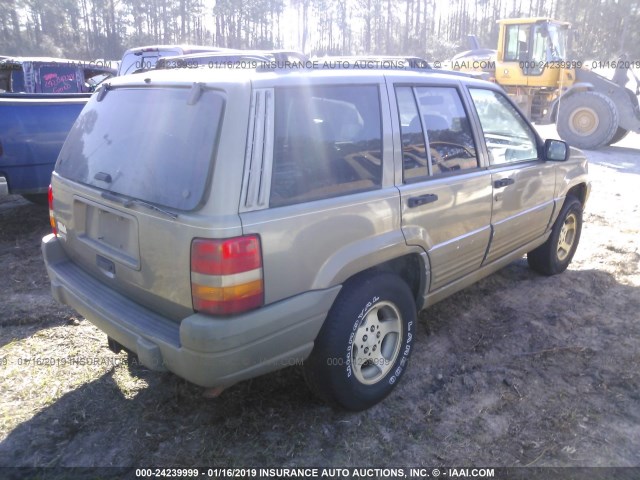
452,18,640,149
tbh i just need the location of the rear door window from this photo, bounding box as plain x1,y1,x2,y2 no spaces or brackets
396,85,478,182
270,85,383,207
56,87,224,211
396,87,429,181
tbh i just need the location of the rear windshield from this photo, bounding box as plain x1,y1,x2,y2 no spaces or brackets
39,65,80,93
56,87,224,210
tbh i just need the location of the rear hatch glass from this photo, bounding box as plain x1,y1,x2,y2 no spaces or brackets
56,86,224,211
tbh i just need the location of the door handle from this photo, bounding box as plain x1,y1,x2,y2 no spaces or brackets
494,178,515,188
408,193,438,208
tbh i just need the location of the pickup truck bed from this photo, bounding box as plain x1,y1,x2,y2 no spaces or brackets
0,93,89,197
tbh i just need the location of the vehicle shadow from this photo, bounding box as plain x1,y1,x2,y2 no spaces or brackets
586,145,640,175
0,357,321,469
0,195,49,242
0,196,74,348
1,264,639,468
413,262,640,465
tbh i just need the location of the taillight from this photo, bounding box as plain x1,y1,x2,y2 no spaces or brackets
191,235,264,316
48,184,57,236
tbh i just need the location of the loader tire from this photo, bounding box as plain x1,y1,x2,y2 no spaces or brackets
557,91,618,150
607,127,629,145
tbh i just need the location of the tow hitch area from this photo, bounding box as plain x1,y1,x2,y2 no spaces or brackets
108,336,124,354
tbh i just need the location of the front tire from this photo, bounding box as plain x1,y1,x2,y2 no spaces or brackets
527,196,583,275
556,91,618,150
304,273,416,411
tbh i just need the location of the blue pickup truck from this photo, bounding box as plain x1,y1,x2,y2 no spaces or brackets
0,57,115,201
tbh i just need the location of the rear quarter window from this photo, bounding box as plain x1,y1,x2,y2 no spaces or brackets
270,85,383,207
56,87,224,211
39,66,80,93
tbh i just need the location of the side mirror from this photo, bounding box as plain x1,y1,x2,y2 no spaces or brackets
544,139,569,161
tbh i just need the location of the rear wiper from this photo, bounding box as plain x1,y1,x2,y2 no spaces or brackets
101,191,178,220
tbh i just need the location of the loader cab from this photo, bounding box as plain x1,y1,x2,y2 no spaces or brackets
496,18,571,88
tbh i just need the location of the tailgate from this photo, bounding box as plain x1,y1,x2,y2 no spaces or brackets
52,178,203,321
51,83,231,321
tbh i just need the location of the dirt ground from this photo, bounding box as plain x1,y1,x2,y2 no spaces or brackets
0,129,639,475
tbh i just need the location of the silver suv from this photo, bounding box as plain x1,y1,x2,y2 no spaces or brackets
42,65,589,410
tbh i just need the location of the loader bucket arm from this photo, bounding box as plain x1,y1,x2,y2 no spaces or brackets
574,68,640,134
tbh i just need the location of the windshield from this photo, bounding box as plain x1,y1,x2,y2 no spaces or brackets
56,87,224,210
532,23,568,63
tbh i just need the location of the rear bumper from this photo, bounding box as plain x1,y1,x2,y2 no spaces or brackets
42,234,340,387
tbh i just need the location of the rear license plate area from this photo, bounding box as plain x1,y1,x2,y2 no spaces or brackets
74,197,141,270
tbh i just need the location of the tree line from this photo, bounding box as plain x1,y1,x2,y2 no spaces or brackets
0,0,638,63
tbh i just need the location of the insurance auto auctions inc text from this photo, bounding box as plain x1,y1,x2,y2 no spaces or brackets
247,468,495,478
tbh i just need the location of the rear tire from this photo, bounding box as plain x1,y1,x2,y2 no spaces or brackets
527,196,583,275
556,91,618,150
304,272,416,411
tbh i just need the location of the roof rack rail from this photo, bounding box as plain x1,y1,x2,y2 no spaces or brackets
155,50,309,71
310,55,432,70
156,52,273,70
